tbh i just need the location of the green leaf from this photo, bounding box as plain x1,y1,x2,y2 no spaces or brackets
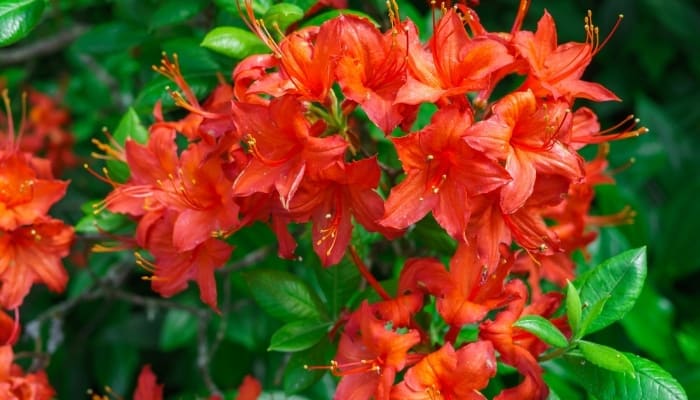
314,256,360,318
72,22,148,54
283,340,333,394
159,309,198,351
575,247,647,334
263,3,304,33
93,344,139,396
577,340,634,375
201,26,269,59
0,0,45,47
565,281,582,337
224,301,278,351
243,269,328,323
268,319,330,352
514,315,569,348
150,0,207,29
567,352,688,400
621,285,676,360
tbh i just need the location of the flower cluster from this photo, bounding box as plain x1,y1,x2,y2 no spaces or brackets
91,0,645,398
0,90,75,311
0,88,75,398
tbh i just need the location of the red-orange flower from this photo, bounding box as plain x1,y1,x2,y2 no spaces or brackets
231,96,347,209
513,11,619,102
133,365,163,400
288,157,400,266
0,345,55,400
396,9,514,108
0,153,68,231
0,217,74,309
390,341,497,400
333,302,420,400
381,106,510,240
467,90,583,214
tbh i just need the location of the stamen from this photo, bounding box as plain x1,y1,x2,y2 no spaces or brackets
585,10,624,56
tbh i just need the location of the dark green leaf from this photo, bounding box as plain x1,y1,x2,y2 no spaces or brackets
514,315,569,348
566,352,688,400
283,340,333,394
224,301,278,351
150,0,207,29
268,319,330,352
72,22,148,54
621,285,676,360
566,281,582,337
243,269,328,322
93,344,139,396
575,247,647,334
0,0,45,47
314,255,360,318
263,3,304,33
159,309,198,351
577,340,635,375
201,26,269,59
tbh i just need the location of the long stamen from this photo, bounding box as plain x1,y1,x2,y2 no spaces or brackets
585,10,624,56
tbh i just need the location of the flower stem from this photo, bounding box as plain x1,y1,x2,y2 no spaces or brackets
349,246,391,301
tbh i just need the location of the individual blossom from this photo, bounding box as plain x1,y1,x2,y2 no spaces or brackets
0,345,55,400
390,341,497,400
513,10,620,103
0,217,74,309
331,302,421,400
398,243,513,340
231,95,347,209
334,8,416,134
136,209,233,311
396,8,514,108
380,106,510,240
287,157,400,266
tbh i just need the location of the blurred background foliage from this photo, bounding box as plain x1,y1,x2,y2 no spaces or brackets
1,0,699,398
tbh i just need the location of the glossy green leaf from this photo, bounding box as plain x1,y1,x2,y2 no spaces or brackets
263,3,304,33
268,319,330,352
578,340,635,375
567,352,688,400
150,0,207,29
514,315,569,348
575,247,647,334
314,255,360,318
0,0,45,47
72,22,148,54
201,26,268,59
565,281,582,337
621,285,676,360
159,308,198,351
243,269,328,323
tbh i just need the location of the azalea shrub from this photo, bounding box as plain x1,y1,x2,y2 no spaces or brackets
0,0,698,399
